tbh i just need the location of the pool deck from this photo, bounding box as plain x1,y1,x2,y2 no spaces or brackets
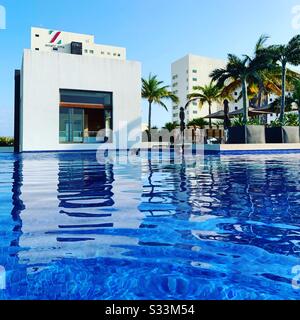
205,143,300,155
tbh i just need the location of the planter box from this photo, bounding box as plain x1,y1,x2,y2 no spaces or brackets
227,126,246,144
282,126,300,143
265,127,283,143
266,126,300,144
227,125,265,144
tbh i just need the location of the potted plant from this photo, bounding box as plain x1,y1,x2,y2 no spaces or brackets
227,116,266,144
266,114,300,143
282,113,300,143
265,118,284,143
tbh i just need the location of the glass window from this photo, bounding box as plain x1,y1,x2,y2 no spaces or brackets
193,78,197,81
192,69,197,73
60,89,112,106
59,90,113,144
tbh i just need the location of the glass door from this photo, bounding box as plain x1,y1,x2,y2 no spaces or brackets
59,108,84,143
71,108,84,143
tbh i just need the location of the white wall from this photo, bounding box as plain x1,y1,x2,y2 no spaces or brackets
21,50,141,152
31,27,126,60
171,54,243,123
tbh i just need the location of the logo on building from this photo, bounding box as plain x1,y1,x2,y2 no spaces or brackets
0,5,6,30
49,30,62,45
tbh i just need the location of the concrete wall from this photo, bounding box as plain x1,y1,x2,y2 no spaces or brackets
20,50,141,152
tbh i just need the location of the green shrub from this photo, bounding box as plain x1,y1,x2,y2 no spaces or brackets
270,114,299,127
231,116,244,127
187,118,208,129
0,137,14,147
231,116,262,126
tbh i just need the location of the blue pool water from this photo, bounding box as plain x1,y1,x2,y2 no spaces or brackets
1,151,300,300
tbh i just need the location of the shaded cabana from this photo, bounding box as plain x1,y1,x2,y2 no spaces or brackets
229,107,272,117
203,110,231,120
203,107,272,120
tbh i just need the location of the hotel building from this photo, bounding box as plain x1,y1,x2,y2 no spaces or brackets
14,27,142,152
171,54,242,123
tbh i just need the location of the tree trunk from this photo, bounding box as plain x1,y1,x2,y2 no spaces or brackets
280,62,287,123
242,78,249,124
148,101,152,142
208,102,212,129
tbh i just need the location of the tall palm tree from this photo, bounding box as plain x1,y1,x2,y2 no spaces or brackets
261,35,300,122
210,54,269,124
142,74,179,140
187,81,222,128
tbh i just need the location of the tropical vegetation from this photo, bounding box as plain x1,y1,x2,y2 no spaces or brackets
164,122,178,132
142,74,179,140
209,34,300,127
259,35,300,122
0,137,14,147
210,53,270,124
187,81,223,128
187,118,208,129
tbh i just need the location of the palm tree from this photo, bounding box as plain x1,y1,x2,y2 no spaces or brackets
187,81,222,128
142,74,179,140
164,121,178,132
261,35,300,122
210,54,269,124
187,118,208,129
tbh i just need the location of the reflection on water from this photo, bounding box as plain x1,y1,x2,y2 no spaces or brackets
1,152,300,299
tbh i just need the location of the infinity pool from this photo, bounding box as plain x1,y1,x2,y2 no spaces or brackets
0,151,300,300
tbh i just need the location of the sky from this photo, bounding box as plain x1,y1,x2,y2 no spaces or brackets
0,0,300,136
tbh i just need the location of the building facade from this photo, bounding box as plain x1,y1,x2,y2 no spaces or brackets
171,54,242,123
15,28,142,152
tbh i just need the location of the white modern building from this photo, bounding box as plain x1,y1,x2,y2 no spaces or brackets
171,54,242,123
14,27,142,152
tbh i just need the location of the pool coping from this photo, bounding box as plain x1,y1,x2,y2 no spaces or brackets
204,143,300,155
2,144,300,155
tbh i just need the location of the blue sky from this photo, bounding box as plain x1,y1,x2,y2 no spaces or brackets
0,0,299,136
